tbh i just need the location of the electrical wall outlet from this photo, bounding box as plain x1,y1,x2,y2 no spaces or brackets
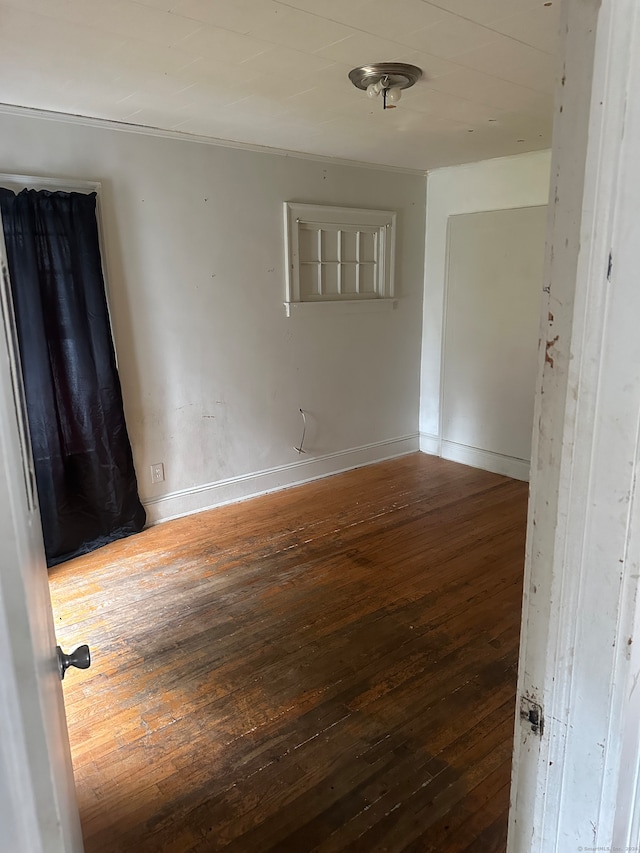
150,462,165,484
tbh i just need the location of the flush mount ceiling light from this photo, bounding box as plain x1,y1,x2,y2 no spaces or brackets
349,62,422,110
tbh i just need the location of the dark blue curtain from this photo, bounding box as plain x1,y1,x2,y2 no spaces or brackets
0,188,145,566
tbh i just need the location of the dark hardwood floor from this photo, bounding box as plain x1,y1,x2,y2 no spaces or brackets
49,453,528,853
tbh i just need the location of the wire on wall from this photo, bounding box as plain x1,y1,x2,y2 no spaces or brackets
294,408,307,454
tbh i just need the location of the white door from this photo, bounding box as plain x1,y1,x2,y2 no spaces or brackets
509,0,640,848
0,236,84,850
442,206,547,481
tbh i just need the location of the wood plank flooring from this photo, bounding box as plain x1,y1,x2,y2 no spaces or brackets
49,453,528,853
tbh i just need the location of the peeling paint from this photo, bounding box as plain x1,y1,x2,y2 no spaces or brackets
626,637,634,661
545,335,560,368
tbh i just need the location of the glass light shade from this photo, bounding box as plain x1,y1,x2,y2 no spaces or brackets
386,86,402,104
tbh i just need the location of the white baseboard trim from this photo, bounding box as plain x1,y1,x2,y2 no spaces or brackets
143,434,420,525
419,432,441,455
440,439,530,481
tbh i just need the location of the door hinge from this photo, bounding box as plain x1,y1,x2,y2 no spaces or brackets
520,695,544,737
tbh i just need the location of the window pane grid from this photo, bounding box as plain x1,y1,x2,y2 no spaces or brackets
299,226,378,300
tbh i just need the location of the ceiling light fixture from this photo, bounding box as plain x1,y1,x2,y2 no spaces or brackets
348,62,422,110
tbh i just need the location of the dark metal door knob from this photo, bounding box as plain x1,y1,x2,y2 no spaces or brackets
56,644,91,680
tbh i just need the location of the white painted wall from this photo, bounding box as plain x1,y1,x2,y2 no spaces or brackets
442,206,547,480
420,151,552,473
0,111,426,522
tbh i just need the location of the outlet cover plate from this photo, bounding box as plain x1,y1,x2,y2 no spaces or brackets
150,462,165,484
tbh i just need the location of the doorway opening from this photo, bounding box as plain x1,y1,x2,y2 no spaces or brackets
0,176,145,566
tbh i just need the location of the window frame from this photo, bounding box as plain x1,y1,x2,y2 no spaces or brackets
283,202,396,316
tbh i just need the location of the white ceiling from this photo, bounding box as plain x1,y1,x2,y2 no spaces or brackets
0,0,560,171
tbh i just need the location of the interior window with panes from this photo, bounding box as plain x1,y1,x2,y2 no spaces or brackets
284,203,396,315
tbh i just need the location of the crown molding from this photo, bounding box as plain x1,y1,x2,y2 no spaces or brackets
0,102,427,177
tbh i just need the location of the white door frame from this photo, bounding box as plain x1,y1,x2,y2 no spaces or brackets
509,0,640,848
